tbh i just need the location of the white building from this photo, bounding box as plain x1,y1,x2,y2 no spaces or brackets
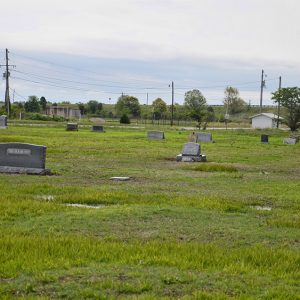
250,113,283,129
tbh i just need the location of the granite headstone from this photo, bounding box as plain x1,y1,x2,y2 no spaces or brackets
66,123,78,131
196,132,213,143
92,125,105,132
0,143,50,174
182,142,201,156
261,134,269,144
0,115,7,129
283,138,297,145
147,131,165,140
177,142,206,162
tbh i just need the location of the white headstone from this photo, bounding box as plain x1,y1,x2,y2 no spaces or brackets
283,138,297,145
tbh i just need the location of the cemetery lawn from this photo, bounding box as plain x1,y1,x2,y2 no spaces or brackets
0,124,299,299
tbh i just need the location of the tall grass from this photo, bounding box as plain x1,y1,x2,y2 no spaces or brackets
1,234,299,278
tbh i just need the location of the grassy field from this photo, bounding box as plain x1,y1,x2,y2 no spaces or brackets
0,124,299,299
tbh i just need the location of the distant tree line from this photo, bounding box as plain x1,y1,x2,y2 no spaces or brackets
2,85,299,131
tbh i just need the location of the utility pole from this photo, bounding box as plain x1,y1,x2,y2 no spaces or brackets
259,69,266,113
5,49,10,116
146,92,148,106
276,76,282,128
170,81,174,126
1,49,15,117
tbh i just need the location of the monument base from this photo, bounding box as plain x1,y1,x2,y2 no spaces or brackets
176,154,207,162
0,166,51,175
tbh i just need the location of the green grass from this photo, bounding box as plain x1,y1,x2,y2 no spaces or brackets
0,125,299,299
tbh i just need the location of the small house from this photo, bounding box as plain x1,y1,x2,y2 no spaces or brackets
250,113,283,129
46,105,81,119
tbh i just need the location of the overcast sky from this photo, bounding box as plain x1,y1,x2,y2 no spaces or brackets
0,0,300,105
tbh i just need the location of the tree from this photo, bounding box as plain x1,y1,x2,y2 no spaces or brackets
24,96,40,113
223,86,247,115
115,95,141,118
78,103,86,115
87,100,98,114
206,106,216,122
152,98,167,120
120,113,130,124
184,89,207,128
272,87,300,131
39,96,47,111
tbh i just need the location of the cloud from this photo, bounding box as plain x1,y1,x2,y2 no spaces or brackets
1,0,300,64
1,0,299,104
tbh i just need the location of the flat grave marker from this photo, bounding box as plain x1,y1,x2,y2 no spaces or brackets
110,176,130,181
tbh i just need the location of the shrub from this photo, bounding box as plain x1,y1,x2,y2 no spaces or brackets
25,113,65,122
120,113,130,124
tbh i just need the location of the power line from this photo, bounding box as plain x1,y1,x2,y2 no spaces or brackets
10,51,169,86
9,88,27,101
12,70,169,90
11,75,171,95
175,78,278,90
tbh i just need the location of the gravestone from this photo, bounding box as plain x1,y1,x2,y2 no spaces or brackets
176,142,206,162
283,138,298,145
147,131,165,140
188,132,197,143
92,125,105,132
195,132,213,143
292,135,300,142
182,142,201,156
66,123,78,131
0,143,50,175
261,134,269,144
0,115,7,129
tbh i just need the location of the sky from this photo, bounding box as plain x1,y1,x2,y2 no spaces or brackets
0,0,300,105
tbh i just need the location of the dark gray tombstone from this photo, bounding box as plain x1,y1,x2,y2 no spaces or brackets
177,142,206,162
66,123,78,131
0,143,50,175
92,125,105,132
147,131,165,140
0,115,7,129
261,134,269,144
196,132,213,143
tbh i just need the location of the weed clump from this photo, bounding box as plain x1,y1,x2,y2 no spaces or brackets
192,163,238,173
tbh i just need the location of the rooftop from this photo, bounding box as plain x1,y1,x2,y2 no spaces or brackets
250,113,283,120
